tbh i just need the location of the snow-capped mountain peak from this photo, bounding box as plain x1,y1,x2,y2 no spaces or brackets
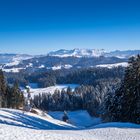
48,49,140,58
48,48,105,57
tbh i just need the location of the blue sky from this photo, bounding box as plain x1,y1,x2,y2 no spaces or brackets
0,0,140,54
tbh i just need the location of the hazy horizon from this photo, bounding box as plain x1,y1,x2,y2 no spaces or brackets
1,48,140,55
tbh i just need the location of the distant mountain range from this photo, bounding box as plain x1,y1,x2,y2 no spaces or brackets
48,49,140,58
48,48,105,57
0,54,32,64
0,49,140,73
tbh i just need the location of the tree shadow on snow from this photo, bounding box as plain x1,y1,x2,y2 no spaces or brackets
0,109,77,130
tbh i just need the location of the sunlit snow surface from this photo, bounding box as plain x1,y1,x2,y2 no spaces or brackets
23,84,79,98
0,109,140,140
48,110,101,128
96,62,128,68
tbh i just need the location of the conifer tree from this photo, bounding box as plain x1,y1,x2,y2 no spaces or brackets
0,70,7,107
11,82,24,109
103,55,140,124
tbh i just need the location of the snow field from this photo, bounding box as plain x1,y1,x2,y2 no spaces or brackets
0,109,140,140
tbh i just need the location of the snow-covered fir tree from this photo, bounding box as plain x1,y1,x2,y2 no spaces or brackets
103,55,140,124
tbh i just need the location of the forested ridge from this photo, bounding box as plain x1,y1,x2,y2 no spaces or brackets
5,66,124,88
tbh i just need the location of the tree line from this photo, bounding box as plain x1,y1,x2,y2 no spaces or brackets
0,70,24,108
33,78,120,117
5,66,125,88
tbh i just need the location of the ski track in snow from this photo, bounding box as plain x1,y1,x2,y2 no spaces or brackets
0,109,140,140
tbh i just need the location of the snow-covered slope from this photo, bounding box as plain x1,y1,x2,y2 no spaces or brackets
0,54,32,65
49,110,101,128
23,84,79,98
52,64,73,70
0,54,33,73
0,108,140,140
0,108,75,130
0,109,99,129
2,67,26,73
96,62,128,68
5,55,33,67
105,50,140,58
